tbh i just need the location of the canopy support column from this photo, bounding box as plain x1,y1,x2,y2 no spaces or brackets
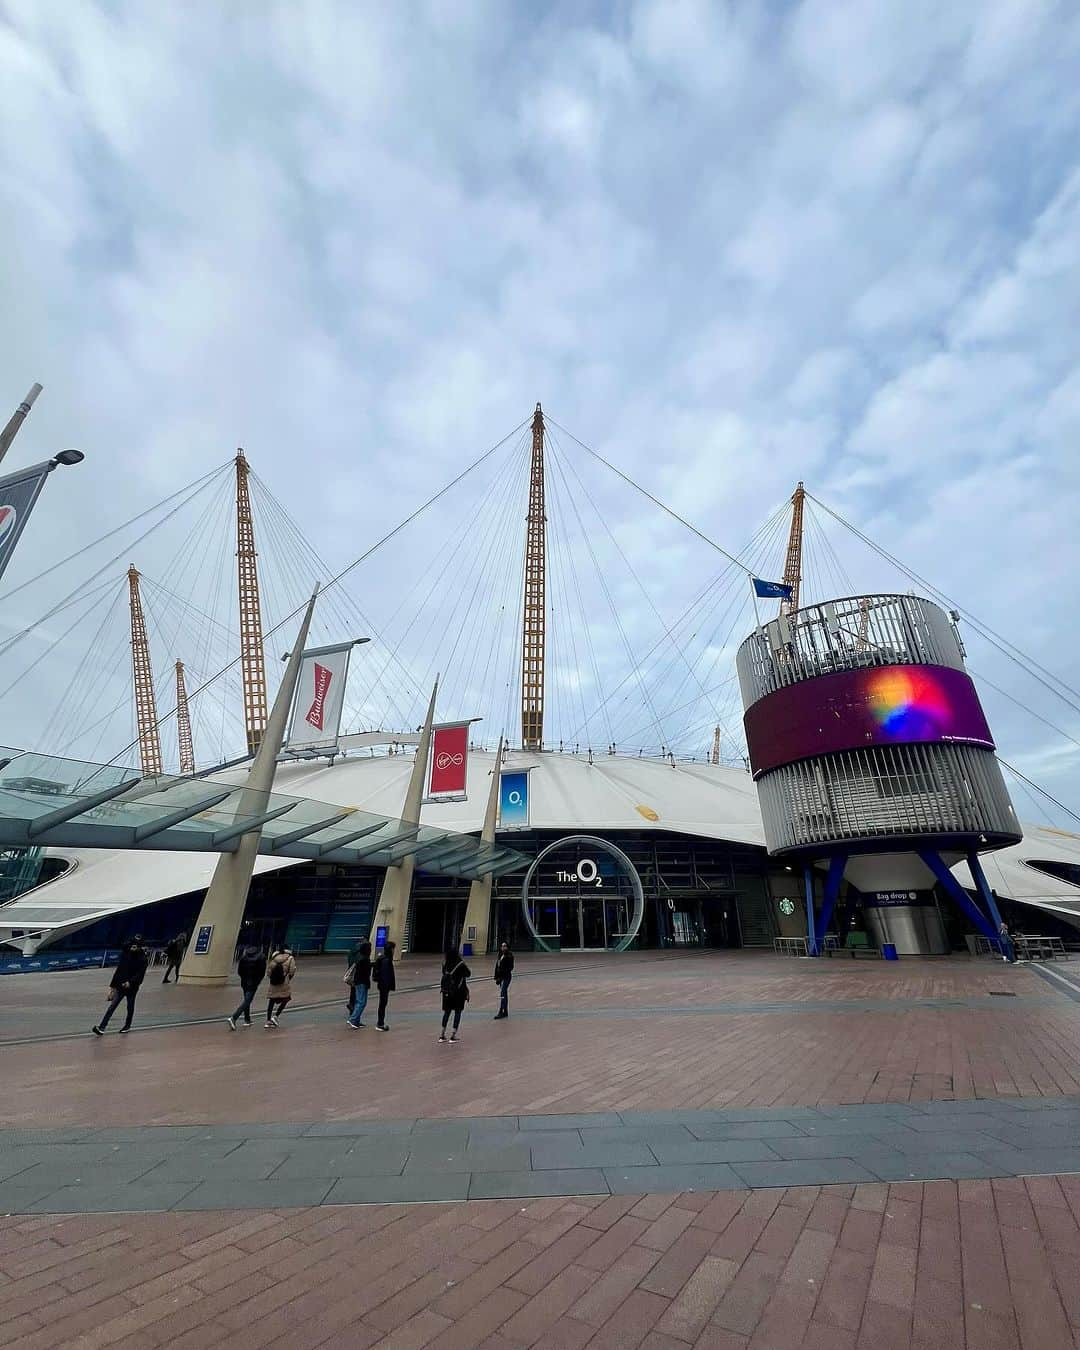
462,736,503,955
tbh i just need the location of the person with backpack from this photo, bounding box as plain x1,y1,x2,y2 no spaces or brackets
345,938,366,1016
493,942,514,1020
373,940,396,1031
92,935,149,1036
265,944,296,1027
228,945,267,1029
161,931,188,984
439,946,471,1043
346,940,373,1029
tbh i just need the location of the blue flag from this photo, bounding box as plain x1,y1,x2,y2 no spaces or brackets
752,577,794,600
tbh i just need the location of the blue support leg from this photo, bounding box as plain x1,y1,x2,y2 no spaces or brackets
917,850,997,941
816,853,847,954
804,864,817,956
968,853,1004,929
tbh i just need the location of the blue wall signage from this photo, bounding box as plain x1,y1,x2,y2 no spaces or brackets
499,771,529,828
193,924,214,955
864,891,934,908
375,925,389,949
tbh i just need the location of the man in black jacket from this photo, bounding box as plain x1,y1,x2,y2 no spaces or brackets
374,940,396,1031
92,936,150,1035
228,946,267,1029
161,931,188,983
493,943,514,1019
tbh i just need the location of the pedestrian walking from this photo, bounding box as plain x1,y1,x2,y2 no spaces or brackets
998,920,1016,964
228,945,267,1029
161,931,188,983
345,938,366,1016
346,940,373,1029
264,944,296,1027
92,935,149,1036
373,940,396,1031
439,946,471,1042
492,942,514,1020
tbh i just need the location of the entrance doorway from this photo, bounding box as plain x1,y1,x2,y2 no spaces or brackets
562,896,606,950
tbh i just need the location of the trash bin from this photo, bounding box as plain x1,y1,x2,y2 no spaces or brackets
462,942,473,957
882,943,898,961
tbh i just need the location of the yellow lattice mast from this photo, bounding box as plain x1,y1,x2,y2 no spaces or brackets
127,565,163,777
711,725,721,766
520,403,547,751
175,659,195,775
780,481,805,615
235,449,268,757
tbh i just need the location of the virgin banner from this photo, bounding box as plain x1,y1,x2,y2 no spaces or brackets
428,722,470,798
286,642,354,751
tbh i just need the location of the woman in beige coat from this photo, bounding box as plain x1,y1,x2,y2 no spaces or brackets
264,945,297,1027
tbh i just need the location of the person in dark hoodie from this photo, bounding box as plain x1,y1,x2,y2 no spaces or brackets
227,946,267,1029
438,946,471,1043
161,931,188,984
346,939,373,1029
345,938,366,1016
373,940,396,1031
92,936,150,1035
493,942,515,1020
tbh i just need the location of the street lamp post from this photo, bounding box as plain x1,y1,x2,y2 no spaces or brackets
0,384,43,465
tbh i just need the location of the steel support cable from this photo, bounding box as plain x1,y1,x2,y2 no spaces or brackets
548,437,669,752
31,579,128,746
1004,767,1057,828
0,460,231,608
548,429,732,748
103,417,534,765
967,668,1080,757
0,465,231,663
0,573,125,707
615,674,741,749
807,498,854,597
564,501,789,746
807,491,1080,719
545,451,594,747
997,757,1080,829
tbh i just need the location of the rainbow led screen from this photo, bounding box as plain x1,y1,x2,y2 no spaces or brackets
743,663,994,779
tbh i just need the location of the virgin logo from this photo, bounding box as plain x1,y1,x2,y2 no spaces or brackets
436,751,464,771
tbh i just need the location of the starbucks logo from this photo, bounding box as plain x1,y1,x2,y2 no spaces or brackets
778,898,796,916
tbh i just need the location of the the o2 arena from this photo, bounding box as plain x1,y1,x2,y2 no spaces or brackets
1,404,1079,966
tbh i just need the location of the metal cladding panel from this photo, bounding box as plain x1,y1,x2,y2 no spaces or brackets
743,663,994,778
755,741,1021,855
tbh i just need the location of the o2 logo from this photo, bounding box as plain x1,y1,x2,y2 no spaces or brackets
555,857,602,887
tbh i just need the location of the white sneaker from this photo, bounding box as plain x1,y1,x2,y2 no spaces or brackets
438,1033,446,1042
227,1017,236,1031
270,1016,279,1027
265,1021,274,1028
449,1032,458,1042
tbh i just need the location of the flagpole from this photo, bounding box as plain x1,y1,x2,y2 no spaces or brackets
749,577,763,630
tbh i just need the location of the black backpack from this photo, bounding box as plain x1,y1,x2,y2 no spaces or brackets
440,963,463,997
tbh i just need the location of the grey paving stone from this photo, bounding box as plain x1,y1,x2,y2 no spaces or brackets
647,1139,780,1165
440,1115,519,1134
329,1173,470,1204
141,1153,290,1183
401,1125,471,1152
579,1124,695,1147
29,1183,200,1214
798,1117,893,1137
0,1128,100,1149
686,1120,807,1142
0,1152,48,1182
976,1123,1080,1149
403,1145,534,1175
619,1107,819,1126
974,1147,1080,1176
917,1098,1030,1114
603,1163,744,1195
899,1114,1009,1134
0,1182,64,1214
518,1113,623,1131
17,1159,166,1187
873,1129,999,1155
303,1118,417,1137
530,1141,658,1170
859,1152,1008,1182
767,1136,882,1161
186,1122,311,1140
90,1126,216,1143
813,1104,918,1120
273,1146,409,1179
468,1168,609,1200
731,1159,879,1188
172,1178,335,1211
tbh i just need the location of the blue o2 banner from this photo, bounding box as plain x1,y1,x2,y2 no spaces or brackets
499,771,529,828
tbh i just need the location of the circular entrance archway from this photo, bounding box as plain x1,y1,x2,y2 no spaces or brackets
521,834,645,952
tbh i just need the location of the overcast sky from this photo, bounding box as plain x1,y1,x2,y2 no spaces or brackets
1,1,1079,818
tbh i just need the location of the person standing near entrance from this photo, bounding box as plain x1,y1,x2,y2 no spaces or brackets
265,944,296,1027
346,940,373,1028
228,946,266,1029
439,947,471,1042
92,936,149,1036
493,943,514,1020
373,940,396,1031
161,931,188,983
998,920,1016,964
345,938,366,1017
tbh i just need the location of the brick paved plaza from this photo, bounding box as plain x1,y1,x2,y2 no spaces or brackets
3,950,1080,1347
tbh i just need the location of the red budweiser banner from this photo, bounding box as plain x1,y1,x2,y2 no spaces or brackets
306,662,332,731
428,722,469,797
